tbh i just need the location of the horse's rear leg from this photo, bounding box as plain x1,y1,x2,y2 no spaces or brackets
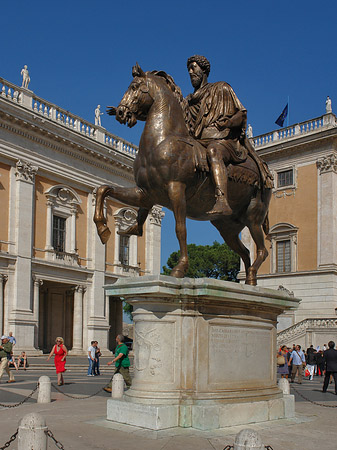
211,220,251,279
94,184,152,244
168,181,188,278
246,223,268,286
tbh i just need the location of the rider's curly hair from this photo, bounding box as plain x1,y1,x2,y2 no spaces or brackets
186,55,211,76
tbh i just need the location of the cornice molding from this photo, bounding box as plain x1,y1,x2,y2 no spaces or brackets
0,112,134,182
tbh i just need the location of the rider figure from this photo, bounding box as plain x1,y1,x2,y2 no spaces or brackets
186,55,272,216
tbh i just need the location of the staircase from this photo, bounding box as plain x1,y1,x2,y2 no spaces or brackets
277,318,337,346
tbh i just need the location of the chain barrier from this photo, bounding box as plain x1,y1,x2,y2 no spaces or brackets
290,384,337,408
223,446,273,449
46,429,65,449
0,383,39,409
0,430,18,450
51,381,109,399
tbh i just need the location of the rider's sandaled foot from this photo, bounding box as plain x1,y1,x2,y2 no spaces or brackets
206,197,232,217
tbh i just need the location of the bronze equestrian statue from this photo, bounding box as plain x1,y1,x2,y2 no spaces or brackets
94,56,273,285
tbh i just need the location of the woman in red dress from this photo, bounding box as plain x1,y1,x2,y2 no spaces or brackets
47,337,68,385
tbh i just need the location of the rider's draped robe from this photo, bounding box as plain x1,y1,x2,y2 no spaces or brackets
186,82,273,189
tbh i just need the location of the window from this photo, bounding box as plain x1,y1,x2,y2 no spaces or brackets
276,240,291,273
277,169,293,188
267,223,298,274
119,235,130,266
52,216,66,252
45,185,81,256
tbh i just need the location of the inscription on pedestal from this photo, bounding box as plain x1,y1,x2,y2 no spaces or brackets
208,324,271,385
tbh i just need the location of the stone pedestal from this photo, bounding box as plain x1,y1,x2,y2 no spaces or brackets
105,275,300,430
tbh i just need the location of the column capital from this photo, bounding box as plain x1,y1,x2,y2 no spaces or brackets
149,205,165,226
15,160,38,183
32,276,43,287
316,153,337,174
74,285,86,294
0,273,8,283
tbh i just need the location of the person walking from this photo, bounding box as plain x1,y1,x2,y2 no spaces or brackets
288,344,306,383
306,345,316,380
47,337,67,386
104,335,131,393
322,341,337,394
93,341,101,376
87,341,96,376
316,350,325,376
277,345,289,379
0,336,15,383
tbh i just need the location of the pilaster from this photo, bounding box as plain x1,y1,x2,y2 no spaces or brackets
85,193,110,352
316,154,337,268
9,160,38,351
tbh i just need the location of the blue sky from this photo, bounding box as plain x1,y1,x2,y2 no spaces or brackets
1,1,336,268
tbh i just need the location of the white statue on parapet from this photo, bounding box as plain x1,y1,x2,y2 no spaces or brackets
95,105,103,126
21,65,30,89
325,96,332,114
246,123,253,138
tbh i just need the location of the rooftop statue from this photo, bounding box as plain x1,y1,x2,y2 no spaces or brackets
94,57,273,285
326,96,332,114
95,104,103,126
20,65,30,89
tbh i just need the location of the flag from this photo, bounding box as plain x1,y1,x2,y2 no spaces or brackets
275,103,288,127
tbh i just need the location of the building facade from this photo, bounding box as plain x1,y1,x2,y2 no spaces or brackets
0,76,163,354
240,106,337,348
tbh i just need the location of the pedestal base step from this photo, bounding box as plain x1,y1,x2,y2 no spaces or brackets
107,395,295,431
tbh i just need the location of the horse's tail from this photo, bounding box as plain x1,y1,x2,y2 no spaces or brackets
262,213,269,235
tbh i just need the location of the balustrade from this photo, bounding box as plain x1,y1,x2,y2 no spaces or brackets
253,115,334,148
277,317,337,344
0,76,138,159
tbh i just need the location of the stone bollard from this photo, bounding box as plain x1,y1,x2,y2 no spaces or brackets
234,429,264,450
111,373,124,398
18,412,48,450
278,377,290,395
38,376,51,403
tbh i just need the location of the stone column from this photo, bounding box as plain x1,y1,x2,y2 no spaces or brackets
33,277,43,349
145,206,164,275
45,199,53,250
71,285,85,353
0,274,8,334
9,160,38,351
70,205,77,253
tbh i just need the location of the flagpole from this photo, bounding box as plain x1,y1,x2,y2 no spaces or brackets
287,95,289,127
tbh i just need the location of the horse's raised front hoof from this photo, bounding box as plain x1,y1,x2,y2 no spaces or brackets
170,267,186,278
99,226,111,244
117,224,143,237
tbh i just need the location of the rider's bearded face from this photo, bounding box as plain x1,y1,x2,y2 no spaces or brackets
188,62,205,89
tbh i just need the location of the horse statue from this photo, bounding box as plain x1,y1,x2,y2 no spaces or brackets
94,64,272,285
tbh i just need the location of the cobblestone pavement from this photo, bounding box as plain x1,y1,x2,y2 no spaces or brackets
0,366,337,450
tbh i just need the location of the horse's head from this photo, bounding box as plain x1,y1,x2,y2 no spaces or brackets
116,63,153,128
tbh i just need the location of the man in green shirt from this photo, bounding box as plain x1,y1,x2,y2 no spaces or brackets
0,336,15,382
104,334,132,393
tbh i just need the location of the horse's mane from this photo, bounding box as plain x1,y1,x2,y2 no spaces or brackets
150,70,193,135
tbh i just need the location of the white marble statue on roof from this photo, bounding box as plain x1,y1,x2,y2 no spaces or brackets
325,96,332,114
21,65,30,89
246,123,253,138
95,105,103,126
